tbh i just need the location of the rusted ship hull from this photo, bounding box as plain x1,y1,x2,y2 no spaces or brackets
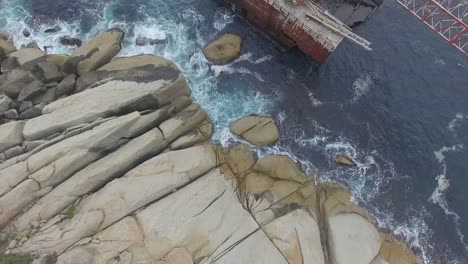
222,0,378,64
224,0,341,63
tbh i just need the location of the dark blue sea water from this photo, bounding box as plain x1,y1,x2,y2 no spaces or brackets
1,0,467,262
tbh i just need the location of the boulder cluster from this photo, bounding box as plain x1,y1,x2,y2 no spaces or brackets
0,29,419,264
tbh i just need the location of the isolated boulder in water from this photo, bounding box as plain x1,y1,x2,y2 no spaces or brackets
65,28,124,75
203,33,242,64
59,36,82,47
335,155,357,166
22,28,31,38
229,115,279,146
135,36,167,46
44,25,61,34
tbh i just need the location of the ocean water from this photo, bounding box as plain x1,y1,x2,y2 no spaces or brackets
1,0,467,262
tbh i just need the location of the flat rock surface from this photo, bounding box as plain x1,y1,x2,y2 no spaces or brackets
230,116,279,146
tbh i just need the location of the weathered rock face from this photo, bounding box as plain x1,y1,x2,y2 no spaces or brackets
0,32,8,41
7,49,45,66
230,115,279,146
0,39,16,56
203,33,242,65
0,121,24,153
0,29,418,264
65,28,124,75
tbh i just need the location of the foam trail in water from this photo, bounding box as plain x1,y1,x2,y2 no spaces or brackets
213,8,234,31
431,145,468,252
448,113,467,134
351,73,374,103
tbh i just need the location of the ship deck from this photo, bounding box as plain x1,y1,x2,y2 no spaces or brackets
265,0,344,49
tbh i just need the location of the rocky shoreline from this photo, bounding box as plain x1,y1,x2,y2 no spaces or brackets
0,29,419,263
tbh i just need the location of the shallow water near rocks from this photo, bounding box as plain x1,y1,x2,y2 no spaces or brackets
1,0,467,263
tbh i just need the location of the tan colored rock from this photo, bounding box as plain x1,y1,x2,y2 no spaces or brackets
75,54,186,93
23,54,71,70
328,213,382,264
15,145,219,255
374,233,420,264
0,113,141,226
135,169,280,263
253,154,307,184
7,48,45,65
98,54,178,71
225,143,256,176
263,209,325,264
0,38,16,56
156,248,193,264
170,120,212,150
319,183,382,264
69,28,124,75
203,34,242,64
335,155,357,166
230,116,279,146
13,127,165,232
0,179,39,228
23,74,190,140
0,121,25,153
56,217,151,264
203,229,287,264
0,32,8,41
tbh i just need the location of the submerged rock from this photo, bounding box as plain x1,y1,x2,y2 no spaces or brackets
44,26,61,34
136,36,167,46
203,33,242,64
26,42,41,50
22,28,31,38
230,115,279,146
59,36,82,47
335,155,357,166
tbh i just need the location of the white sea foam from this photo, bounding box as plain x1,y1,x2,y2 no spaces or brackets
448,113,466,133
430,145,468,253
307,91,323,106
210,52,272,81
213,8,234,31
351,73,374,102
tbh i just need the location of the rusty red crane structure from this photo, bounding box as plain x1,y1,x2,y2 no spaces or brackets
396,0,468,55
